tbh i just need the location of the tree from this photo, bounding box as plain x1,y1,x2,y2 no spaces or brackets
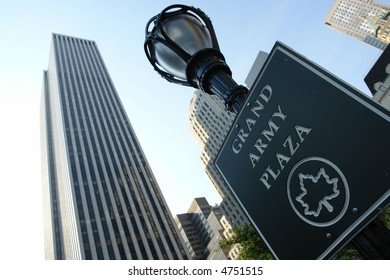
219,224,273,260
378,206,390,230
333,244,362,260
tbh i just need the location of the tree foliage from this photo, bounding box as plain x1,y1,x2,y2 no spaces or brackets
378,206,390,230
219,224,273,260
333,244,362,260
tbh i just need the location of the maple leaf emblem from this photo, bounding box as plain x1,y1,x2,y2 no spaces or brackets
295,168,340,217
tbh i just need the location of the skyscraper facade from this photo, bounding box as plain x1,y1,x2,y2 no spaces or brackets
189,91,249,227
175,197,237,260
188,50,274,229
325,0,390,49
41,33,190,260
175,198,212,259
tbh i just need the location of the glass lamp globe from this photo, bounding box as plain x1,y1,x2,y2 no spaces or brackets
144,4,247,112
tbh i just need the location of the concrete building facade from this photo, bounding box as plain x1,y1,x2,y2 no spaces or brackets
325,0,390,49
175,197,239,260
41,33,190,260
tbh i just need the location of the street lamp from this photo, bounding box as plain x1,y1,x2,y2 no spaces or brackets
144,4,248,113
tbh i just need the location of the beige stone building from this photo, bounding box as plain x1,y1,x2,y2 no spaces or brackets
325,0,390,49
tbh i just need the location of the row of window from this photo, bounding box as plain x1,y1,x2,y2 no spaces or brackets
52,34,187,259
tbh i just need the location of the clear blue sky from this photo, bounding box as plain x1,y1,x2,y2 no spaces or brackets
0,0,387,262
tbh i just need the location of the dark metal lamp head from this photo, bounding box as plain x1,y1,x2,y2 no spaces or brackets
144,4,248,112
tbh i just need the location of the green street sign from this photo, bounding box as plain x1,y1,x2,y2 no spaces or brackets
215,42,390,259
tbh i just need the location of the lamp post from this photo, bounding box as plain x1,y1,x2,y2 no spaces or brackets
144,4,248,113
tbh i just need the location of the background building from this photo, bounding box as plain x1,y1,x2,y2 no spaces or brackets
244,51,269,88
175,197,238,260
41,33,190,260
175,198,212,259
365,44,390,107
189,91,248,227
325,0,390,49
188,50,272,228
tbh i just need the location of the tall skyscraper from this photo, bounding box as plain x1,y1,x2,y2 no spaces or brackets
41,33,190,260
325,0,390,49
189,91,249,227
188,50,277,229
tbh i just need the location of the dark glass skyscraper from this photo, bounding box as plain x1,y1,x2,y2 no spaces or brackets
41,33,190,260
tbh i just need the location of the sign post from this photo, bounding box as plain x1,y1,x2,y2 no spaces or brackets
215,42,390,259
